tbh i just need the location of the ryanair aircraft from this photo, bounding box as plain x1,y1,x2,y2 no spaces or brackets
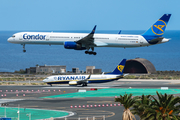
7,14,171,55
43,59,126,86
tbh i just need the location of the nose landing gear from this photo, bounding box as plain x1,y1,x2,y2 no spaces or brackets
22,44,26,52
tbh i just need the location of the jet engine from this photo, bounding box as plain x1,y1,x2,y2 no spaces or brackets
64,42,86,50
69,80,88,86
69,81,78,86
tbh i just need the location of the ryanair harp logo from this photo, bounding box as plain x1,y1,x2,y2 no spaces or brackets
117,65,124,72
151,20,166,35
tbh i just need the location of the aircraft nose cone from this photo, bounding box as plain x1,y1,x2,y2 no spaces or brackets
7,38,11,42
43,79,48,82
7,37,13,43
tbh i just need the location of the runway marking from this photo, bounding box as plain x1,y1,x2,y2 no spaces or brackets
82,113,106,114
20,106,39,108
57,107,66,109
78,109,115,118
43,86,110,89
0,99,23,104
117,82,142,84
87,101,114,103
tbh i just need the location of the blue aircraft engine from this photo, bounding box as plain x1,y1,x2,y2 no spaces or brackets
64,42,86,50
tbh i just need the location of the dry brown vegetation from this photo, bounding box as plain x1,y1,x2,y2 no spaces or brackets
124,71,180,80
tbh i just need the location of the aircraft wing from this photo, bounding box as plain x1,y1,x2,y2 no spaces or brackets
69,74,91,86
76,74,91,85
76,26,97,48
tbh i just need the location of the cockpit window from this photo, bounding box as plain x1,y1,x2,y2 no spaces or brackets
12,35,15,38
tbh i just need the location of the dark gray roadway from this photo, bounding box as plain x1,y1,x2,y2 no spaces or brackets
0,80,180,120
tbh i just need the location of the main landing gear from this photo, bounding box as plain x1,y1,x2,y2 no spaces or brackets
85,47,97,55
85,51,97,55
22,44,26,52
82,83,87,86
48,84,52,86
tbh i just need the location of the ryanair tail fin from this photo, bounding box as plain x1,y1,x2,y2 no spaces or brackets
108,59,126,75
142,14,171,40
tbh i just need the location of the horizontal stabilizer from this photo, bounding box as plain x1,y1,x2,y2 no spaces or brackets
148,37,164,44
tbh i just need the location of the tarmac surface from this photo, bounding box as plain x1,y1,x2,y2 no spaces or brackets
0,79,180,120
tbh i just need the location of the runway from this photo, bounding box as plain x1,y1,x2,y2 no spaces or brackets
0,79,180,120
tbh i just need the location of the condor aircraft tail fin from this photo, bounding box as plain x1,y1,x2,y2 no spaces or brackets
142,14,171,41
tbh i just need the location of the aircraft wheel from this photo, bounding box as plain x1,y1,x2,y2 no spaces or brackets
82,83,87,86
89,51,93,55
93,52,97,55
85,51,88,54
23,50,26,52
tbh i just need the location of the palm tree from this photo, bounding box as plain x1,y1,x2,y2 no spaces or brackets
115,93,137,120
131,94,152,119
142,92,180,120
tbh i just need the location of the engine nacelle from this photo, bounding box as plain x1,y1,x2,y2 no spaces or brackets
69,80,88,86
64,42,86,50
69,81,78,86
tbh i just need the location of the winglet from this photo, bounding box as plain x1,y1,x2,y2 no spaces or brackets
76,25,96,45
118,30,121,34
90,25,97,34
87,74,91,79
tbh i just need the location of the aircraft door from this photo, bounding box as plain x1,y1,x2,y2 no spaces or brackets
140,38,143,46
46,35,49,41
19,35,23,40
116,37,118,42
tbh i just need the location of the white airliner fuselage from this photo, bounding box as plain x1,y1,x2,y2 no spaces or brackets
7,32,169,47
43,74,122,86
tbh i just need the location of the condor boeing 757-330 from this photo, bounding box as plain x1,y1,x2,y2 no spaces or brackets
8,14,171,55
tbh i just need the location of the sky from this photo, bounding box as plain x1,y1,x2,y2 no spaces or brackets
0,0,179,31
